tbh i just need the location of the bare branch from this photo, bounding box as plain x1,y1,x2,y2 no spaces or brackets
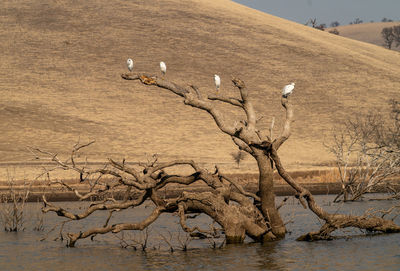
273,97,294,149
42,192,148,221
67,206,164,247
270,117,275,140
207,93,243,107
232,137,253,154
232,77,256,131
189,85,202,99
178,204,217,236
216,166,260,201
109,158,140,180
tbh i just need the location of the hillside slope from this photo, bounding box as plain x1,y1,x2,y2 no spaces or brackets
329,22,400,51
1,0,400,173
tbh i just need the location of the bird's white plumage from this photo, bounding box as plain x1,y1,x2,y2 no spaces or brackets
214,74,221,91
127,58,134,72
160,61,167,75
282,82,295,97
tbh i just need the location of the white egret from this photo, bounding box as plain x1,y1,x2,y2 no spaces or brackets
127,58,134,72
160,61,166,76
282,82,295,98
214,74,221,91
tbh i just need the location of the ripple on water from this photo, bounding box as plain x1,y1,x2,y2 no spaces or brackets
0,195,399,270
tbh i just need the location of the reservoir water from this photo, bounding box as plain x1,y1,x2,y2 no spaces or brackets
1,195,399,270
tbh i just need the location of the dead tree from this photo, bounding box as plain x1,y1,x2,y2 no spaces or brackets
231,150,246,168
350,18,363,25
0,172,31,232
36,148,269,246
328,112,400,202
393,25,400,47
382,27,395,49
330,21,340,27
305,18,325,31
36,71,400,247
120,74,292,240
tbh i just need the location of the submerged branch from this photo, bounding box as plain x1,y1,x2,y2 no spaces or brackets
270,147,400,240
67,206,164,247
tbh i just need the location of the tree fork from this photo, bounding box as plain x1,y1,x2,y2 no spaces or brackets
122,72,288,238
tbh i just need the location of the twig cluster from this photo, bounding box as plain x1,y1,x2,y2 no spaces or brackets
0,172,31,232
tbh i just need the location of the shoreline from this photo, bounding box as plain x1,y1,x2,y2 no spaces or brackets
1,167,399,202
4,182,398,203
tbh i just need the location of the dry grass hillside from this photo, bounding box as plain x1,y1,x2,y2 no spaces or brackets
329,22,400,51
1,0,400,180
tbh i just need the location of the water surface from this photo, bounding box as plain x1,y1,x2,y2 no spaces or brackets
1,195,399,270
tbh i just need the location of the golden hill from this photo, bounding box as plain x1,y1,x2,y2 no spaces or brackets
329,22,400,51
1,0,400,177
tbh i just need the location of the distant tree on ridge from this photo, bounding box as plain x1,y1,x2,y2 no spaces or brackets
381,18,393,23
381,27,395,49
393,25,400,47
350,18,363,25
305,18,325,31
330,21,340,27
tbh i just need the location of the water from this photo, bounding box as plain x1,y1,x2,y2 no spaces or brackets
1,195,400,271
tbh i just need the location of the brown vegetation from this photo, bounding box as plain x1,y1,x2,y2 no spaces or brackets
327,112,400,202
0,173,30,231
1,0,400,173
328,21,400,51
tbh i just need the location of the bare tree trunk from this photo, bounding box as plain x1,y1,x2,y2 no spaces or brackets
254,149,285,239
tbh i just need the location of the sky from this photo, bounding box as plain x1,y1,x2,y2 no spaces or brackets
233,0,400,26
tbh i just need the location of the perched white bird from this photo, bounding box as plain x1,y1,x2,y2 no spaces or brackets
127,58,134,72
160,61,166,76
282,82,295,98
214,74,221,91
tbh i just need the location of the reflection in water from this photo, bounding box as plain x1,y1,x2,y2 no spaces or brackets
0,195,400,270
256,242,285,271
